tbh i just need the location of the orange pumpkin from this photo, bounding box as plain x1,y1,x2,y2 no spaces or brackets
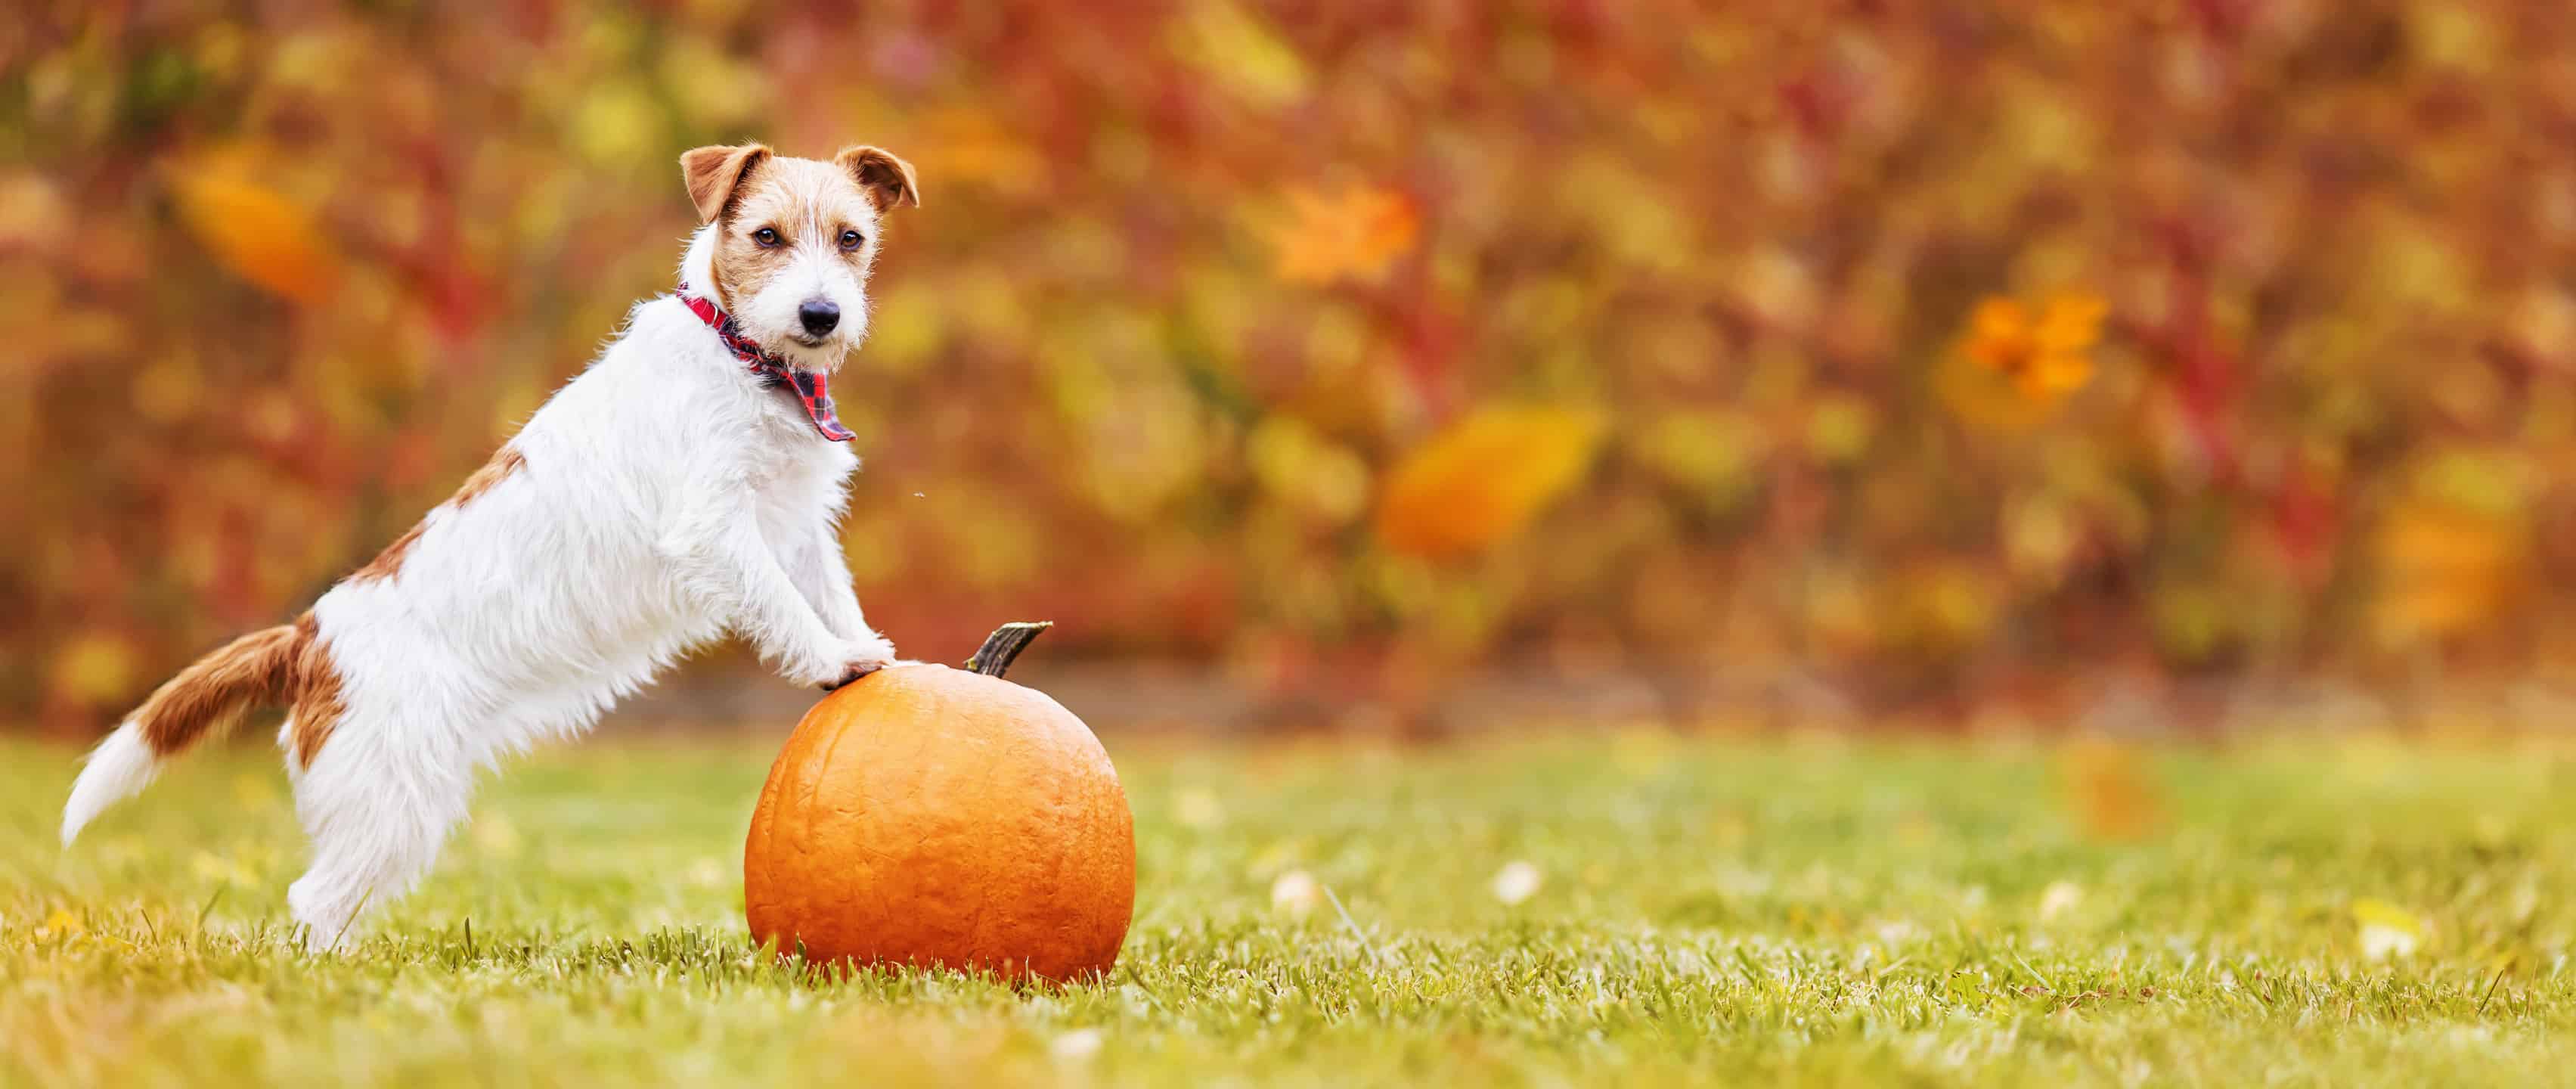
743,623,1135,983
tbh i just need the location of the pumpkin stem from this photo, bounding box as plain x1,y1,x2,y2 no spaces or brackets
965,622,1052,678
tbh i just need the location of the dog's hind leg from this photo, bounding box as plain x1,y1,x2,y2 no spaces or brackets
283,711,476,951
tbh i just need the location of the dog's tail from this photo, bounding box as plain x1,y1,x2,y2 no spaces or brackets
63,622,308,846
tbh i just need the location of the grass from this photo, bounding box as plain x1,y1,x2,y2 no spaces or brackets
6,727,2576,1087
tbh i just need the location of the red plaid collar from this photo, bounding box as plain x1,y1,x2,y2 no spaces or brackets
676,282,857,443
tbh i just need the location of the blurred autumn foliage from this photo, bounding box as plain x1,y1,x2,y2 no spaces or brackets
8,2,2576,732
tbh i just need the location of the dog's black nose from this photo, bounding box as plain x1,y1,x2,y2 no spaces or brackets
798,299,841,337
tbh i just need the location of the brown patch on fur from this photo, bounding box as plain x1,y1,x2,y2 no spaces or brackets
352,445,525,585
453,445,526,507
354,520,426,584
833,145,920,211
128,613,349,765
133,622,307,756
680,143,772,225
288,612,347,769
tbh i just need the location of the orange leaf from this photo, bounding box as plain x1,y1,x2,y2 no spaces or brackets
1375,405,1605,560
2016,351,2093,398
1950,290,2103,414
169,155,339,305
2371,497,2527,647
1965,298,2029,368
1266,185,1419,285
2033,292,2107,354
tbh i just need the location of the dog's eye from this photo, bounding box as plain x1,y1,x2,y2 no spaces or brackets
752,228,782,248
839,230,865,251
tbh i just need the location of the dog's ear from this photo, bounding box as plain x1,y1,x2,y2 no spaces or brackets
834,145,920,213
680,144,771,224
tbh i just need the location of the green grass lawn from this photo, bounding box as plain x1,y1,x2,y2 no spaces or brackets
7,728,2576,1087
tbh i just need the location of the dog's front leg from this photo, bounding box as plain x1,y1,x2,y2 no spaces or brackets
777,523,892,662
662,470,892,689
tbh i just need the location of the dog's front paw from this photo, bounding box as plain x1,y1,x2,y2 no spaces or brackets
817,635,897,691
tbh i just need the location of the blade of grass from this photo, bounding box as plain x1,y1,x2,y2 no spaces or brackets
1322,885,1382,965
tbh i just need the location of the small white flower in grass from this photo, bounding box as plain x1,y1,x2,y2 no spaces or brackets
1270,869,1320,917
1493,861,1543,905
2354,898,2424,960
1049,1028,1104,1063
2038,880,2082,923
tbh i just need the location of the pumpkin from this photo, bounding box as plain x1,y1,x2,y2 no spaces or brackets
743,622,1135,983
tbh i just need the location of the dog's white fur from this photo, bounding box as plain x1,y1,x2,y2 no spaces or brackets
63,145,910,948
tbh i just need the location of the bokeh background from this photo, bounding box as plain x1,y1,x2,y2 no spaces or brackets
8,1,2576,737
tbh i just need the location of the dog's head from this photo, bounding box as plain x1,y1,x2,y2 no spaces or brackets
680,143,919,370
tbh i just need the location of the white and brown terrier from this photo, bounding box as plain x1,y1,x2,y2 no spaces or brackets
62,143,918,947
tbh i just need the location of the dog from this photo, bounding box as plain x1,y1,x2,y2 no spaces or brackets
61,143,919,947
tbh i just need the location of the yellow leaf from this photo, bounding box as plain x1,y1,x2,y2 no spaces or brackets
659,39,771,129
169,150,339,305
1169,1,1311,110
570,80,660,167
1636,408,1764,498
1248,415,1371,525
1376,405,1605,560
49,631,136,704
1892,559,1999,656
1805,394,1876,464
